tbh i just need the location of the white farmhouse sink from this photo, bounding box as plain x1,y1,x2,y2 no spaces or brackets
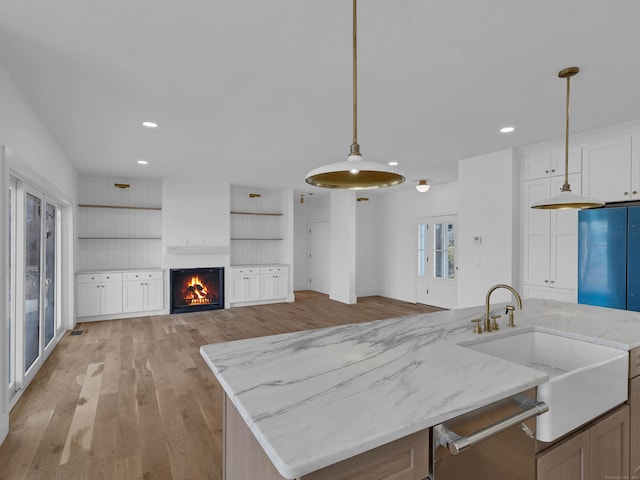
460,329,628,442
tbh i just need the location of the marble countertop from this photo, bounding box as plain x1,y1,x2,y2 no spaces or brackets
200,298,640,479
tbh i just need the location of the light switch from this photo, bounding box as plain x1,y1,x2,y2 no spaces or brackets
473,235,482,245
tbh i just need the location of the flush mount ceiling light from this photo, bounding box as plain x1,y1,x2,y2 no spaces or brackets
388,161,399,166
500,126,515,133
137,159,148,165
531,67,604,210
142,121,159,128
305,0,405,190
416,180,430,193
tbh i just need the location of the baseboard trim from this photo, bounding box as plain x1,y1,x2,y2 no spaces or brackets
0,411,8,445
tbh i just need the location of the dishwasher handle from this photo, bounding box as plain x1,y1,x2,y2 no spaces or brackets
439,400,548,455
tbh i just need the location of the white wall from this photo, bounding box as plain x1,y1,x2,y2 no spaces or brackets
377,182,459,302
0,60,78,444
329,191,356,304
457,149,520,308
293,194,330,290
163,175,231,307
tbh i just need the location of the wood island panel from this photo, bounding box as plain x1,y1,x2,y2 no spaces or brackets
223,395,429,480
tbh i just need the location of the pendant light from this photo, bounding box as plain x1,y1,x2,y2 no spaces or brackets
416,180,430,193
305,0,405,190
531,67,604,210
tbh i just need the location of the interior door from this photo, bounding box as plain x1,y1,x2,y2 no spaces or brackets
308,221,330,294
416,216,457,309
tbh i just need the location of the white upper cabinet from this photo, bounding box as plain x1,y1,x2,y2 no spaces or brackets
522,149,581,181
582,135,636,203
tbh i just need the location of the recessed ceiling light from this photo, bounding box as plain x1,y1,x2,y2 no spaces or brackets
500,126,515,133
388,161,398,166
142,121,159,128
137,160,148,165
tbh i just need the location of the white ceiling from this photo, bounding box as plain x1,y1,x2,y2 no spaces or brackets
1,0,640,193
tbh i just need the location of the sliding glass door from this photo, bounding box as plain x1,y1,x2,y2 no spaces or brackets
13,181,62,389
8,180,16,396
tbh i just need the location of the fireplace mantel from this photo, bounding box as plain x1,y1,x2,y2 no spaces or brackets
166,246,230,255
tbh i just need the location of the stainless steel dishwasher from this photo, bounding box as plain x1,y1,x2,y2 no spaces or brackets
431,389,548,480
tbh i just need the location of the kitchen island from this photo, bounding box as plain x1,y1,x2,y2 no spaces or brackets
200,298,640,479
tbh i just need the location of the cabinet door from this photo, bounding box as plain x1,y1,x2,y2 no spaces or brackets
628,207,640,312
101,282,123,315
144,279,164,311
631,376,640,478
590,405,629,480
523,179,552,287
273,273,288,299
550,149,581,178
523,153,552,181
549,174,580,291
578,207,627,309
77,282,102,317
229,275,246,303
261,274,275,300
123,280,145,313
537,429,590,480
582,136,633,203
246,275,261,301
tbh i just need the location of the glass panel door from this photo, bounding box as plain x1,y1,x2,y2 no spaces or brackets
8,180,16,394
43,203,57,347
24,192,42,372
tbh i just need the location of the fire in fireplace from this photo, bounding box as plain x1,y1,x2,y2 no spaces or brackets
170,267,224,314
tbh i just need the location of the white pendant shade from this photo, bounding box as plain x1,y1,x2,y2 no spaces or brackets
305,155,405,190
531,190,604,210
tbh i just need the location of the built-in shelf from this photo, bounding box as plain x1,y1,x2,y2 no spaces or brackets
230,211,283,216
231,238,284,241
78,237,162,240
79,203,162,211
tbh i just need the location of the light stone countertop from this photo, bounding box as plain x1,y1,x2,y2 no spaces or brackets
200,298,640,479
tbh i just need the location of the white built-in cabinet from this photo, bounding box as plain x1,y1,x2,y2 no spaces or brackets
123,271,164,313
521,151,580,302
76,273,124,317
229,267,261,303
77,270,164,319
582,135,639,203
229,266,289,306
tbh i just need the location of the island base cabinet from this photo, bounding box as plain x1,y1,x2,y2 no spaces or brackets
536,405,629,480
223,395,429,480
630,374,640,477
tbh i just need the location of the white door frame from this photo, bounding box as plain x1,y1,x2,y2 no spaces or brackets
416,215,458,309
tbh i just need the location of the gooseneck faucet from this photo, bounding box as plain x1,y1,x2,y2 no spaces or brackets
485,284,523,333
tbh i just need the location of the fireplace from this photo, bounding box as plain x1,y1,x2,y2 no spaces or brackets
170,267,224,314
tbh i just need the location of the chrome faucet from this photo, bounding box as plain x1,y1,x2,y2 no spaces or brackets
484,284,523,333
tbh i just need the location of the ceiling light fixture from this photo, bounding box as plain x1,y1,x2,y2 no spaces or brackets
500,126,515,133
305,0,405,190
416,180,430,193
388,161,399,166
142,121,159,128
299,194,304,205
531,67,604,210
137,160,148,165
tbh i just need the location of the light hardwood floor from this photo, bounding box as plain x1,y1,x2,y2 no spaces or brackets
0,292,441,480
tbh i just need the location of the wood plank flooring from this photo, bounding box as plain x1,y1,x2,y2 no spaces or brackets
0,292,441,480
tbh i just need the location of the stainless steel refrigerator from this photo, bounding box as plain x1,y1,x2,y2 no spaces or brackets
578,205,640,311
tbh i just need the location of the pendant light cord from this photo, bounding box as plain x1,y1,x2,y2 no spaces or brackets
562,73,571,192
351,0,360,155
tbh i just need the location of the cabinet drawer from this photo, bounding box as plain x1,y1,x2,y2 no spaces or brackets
260,266,288,274
230,267,259,276
77,272,123,284
123,271,163,281
630,347,640,378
